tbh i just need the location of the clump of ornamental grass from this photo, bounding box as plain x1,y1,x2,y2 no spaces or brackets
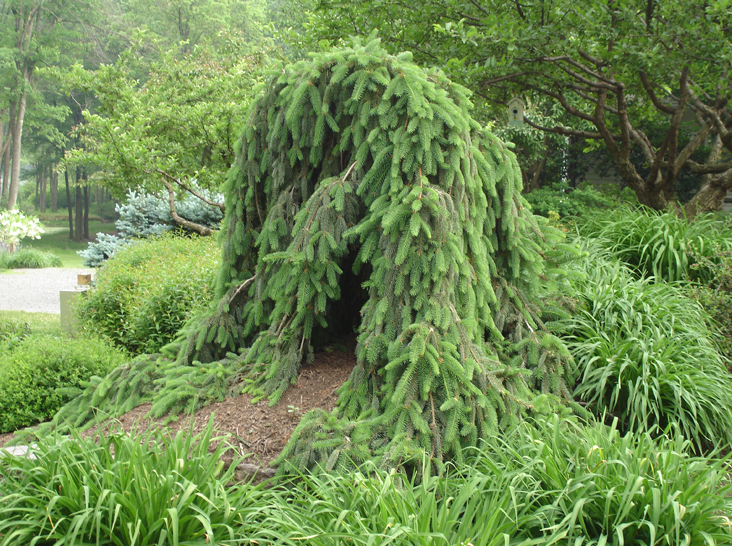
0,419,263,545
256,416,732,545
578,207,732,283
560,237,732,447
0,247,62,269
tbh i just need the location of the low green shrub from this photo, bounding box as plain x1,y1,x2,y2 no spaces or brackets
561,238,732,447
0,319,31,353
0,420,261,545
75,233,220,354
0,247,62,269
578,207,732,283
0,335,127,433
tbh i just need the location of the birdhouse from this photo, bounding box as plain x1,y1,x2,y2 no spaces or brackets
507,98,525,126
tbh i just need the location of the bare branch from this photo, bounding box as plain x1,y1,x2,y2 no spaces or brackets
531,55,619,87
553,61,619,91
576,48,605,68
639,71,676,114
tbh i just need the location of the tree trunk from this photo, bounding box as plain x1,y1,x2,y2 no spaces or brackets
2,127,10,201
74,186,83,241
65,168,73,240
50,164,58,211
684,169,732,218
0,121,5,199
7,87,28,210
83,173,89,239
39,165,47,213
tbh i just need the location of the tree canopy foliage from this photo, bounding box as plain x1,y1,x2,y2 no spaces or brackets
58,38,268,233
302,0,732,214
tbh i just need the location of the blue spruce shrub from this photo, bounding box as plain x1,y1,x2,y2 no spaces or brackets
80,189,224,267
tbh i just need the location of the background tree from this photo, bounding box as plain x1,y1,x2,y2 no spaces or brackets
58,37,270,234
0,0,98,210
302,0,732,215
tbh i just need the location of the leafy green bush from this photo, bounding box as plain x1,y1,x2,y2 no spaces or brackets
75,233,220,354
524,182,626,218
258,417,732,544
0,247,62,269
0,420,260,545
561,239,732,446
0,335,127,432
579,207,732,283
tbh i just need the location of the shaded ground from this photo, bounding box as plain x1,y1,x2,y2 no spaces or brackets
0,338,356,469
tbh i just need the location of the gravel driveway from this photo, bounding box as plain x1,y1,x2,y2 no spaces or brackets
0,268,94,314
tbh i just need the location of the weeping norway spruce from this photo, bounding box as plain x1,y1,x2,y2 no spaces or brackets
55,36,574,470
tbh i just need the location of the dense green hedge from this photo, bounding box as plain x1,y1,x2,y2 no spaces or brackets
0,335,127,433
75,233,220,354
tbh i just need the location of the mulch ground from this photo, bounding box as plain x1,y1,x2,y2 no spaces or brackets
0,337,357,470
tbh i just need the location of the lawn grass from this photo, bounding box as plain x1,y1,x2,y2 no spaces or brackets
23,222,116,268
0,311,62,336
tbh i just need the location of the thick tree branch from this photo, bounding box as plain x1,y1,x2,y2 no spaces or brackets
162,180,215,236
522,116,610,140
629,129,656,166
689,92,732,150
639,71,676,114
155,169,225,212
667,159,732,174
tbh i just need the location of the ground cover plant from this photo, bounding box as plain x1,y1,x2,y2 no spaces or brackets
3,416,730,544
0,334,127,433
266,417,732,544
75,233,220,354
0,420,259,545
0,311,63,337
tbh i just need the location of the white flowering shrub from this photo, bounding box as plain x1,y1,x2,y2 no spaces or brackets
0,210,44,252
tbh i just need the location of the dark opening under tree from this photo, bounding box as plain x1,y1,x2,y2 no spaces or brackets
53,36,575,470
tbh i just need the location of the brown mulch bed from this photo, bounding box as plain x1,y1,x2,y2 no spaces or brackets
0,338,356,470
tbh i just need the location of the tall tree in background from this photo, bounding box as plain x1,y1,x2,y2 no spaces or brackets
0,0,96,209
304,0,732,215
